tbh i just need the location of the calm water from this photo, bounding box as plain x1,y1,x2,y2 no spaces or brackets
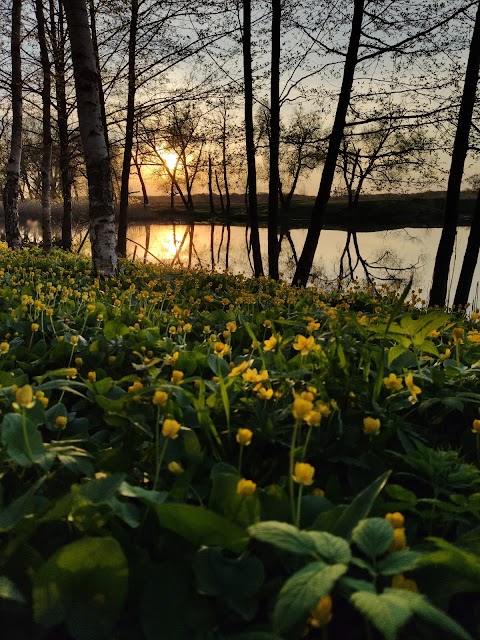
23,219,480,306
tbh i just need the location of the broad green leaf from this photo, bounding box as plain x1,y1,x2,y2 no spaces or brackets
33,536,128,640
352,518,394,560
329,471,391,540
417,339,439,356
388,344,407,366
194,547,264,598
249,521,319,556
376,550,422,575
351,589,413,640
1,413,46,468
385,588,473,640
384,484,417,506
273,562,347,637
103,320,130,340
154,504,248,553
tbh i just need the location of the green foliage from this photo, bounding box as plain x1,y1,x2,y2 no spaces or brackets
0,248,478,638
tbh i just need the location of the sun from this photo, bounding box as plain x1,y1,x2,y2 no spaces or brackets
156,147,179,172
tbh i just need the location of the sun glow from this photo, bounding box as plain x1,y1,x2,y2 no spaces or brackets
156,147,180,172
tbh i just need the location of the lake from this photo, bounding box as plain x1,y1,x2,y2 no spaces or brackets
121,223,480,308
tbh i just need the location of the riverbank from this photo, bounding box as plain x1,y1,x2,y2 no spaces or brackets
9,194,477,233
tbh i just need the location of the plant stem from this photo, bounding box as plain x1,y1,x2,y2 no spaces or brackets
289,421,300,523
302,424,313,460
295,484,304,527
238,444,244,474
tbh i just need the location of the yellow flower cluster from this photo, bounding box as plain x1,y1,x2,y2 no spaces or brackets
385,512,408,551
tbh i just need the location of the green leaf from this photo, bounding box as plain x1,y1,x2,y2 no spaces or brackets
0,477,47,532
352,518,394,560
249,522,351,564
418,537,480,586
329,471,391,540
0,576,26,603
273,562,347,638
154,504,248,553
376,551,422,576
388,344,407,366
103,320,130,341
193,547,264,619
351,590,413,640
1,413,46,468
32,536,128,640
384,484,417,506
249,521,318,556
417,339,439,357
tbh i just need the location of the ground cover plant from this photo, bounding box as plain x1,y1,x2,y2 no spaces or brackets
0,246,479,639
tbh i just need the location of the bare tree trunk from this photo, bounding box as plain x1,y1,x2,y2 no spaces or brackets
292,0,364,287
64,0,117,276
454,189,480,307
430,0,480,308
221,100,231,216
268,0,281,279
35,0,53,252
133,136,149,206
117,0,138,257
50,0,72,250
242,0,264,277
3,0,23,250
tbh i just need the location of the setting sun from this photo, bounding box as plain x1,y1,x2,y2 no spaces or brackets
156,147,180,172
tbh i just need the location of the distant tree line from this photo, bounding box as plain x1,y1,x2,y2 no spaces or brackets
0,0,479,305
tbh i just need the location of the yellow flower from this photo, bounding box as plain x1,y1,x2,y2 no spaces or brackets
236,478,257,496
309,595,333,628
242,368,268,384
383,373,403,392
452,327,464,345
263,335,279,351
128,380,144,393
404,374,421,404
0,342,9,353
65,368,77,379
293,462,315,486
31,323,40,332
226,321,237,333
162,418,181,439
293,396,314,420
306,320,320,332
15,384,35,408
236,428,253,446
472,419,480,434
168,461,184,474
171,370,184,384
214,342,230,357
467,330,480,343
385,512,405,529
317,401,331,418
87,371,96,383
228,360,253,377
108,355,117,364
391,574,419,593
292,334,317,356
305,410,322,427
153,390,169,406
55,415,68,429
390,527,408,551
363,417,381,436
74,357,83,366
70,335,79,346
257,387,274,400
439,348,451,360
35,390,49,409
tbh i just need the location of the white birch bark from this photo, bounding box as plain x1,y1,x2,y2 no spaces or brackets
63,0,117,276
3,0,23,250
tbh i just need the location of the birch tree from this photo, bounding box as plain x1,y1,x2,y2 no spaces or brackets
3,0,22,249
63,0,117,276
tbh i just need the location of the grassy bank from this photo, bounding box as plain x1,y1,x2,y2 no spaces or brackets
0,247,479,639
